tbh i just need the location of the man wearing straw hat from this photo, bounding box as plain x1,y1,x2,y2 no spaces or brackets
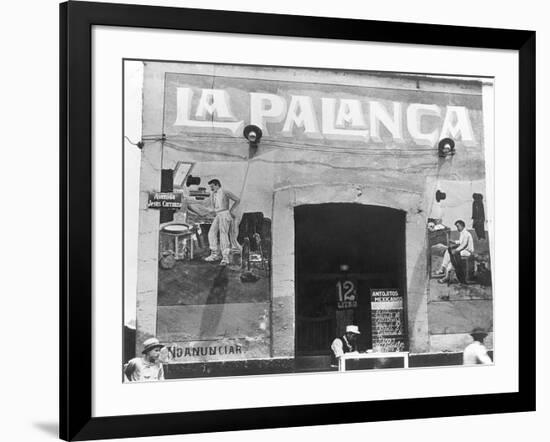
124,337,165,382
330,325,361,367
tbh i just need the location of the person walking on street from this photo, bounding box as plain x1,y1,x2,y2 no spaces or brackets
463,328,492,365
124,337,165,382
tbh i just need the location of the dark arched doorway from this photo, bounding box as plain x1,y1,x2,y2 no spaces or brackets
294,203,407,366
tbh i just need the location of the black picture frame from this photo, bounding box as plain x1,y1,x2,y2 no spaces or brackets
60,1,536,440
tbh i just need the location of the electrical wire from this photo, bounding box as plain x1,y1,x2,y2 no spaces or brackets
124,136,143,149
162,140,437,159
159,131,436,149
158,132,438,156
163,141,246,159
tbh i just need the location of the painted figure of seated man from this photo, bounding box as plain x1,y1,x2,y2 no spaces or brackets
435,219,474,284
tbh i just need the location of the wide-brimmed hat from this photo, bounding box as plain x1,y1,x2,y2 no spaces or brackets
142,337,164,354
346,325,360,335
470,327,488,340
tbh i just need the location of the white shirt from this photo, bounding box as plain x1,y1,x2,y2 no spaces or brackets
124,357,165,382
210,188,238,213
463,341,492,365
331,336,358,358
456,229,474,253
211,189,226,211
331,338,345,358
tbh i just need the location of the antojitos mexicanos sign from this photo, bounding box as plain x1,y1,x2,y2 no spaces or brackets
166,84,479,147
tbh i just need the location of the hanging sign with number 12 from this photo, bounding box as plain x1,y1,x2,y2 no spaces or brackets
336,280,358,309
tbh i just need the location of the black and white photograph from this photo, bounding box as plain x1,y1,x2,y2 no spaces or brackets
123,60,495,381
1,0,543,440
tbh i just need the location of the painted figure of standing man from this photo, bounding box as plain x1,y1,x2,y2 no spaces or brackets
204,179,240,266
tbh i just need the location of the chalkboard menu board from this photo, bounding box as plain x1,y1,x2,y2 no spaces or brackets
370,289,406,352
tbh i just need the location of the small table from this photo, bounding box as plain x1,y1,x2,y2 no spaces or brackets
338,351,409,372
160,224,195,260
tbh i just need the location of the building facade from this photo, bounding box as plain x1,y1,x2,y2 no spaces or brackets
131,61,494,377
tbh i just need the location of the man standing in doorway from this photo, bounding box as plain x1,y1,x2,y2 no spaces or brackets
331,325,360,368
436,219,474,283
204,179,240,266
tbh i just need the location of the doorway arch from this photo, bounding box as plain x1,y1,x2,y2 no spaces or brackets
294,203,407,357
269,183,427,361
